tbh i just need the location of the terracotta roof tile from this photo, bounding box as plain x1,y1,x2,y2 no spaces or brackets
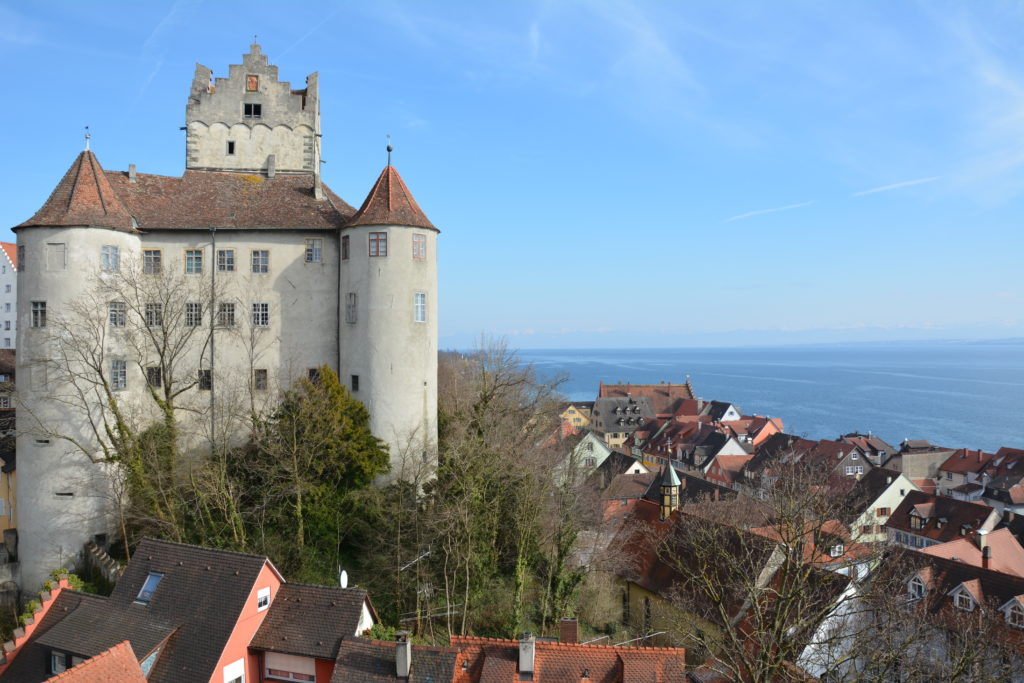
347,166,435,230
18,151,135,232
106,169,354,230
331,637,459,682
1,242,16,269
45,641,146,682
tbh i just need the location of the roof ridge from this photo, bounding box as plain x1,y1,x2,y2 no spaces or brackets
281,580,366,591
136,536,270,562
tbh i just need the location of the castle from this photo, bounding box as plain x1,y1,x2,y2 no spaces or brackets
12,44,438,590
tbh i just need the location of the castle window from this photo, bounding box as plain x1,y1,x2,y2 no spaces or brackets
17,246,24,271
217,249,235,272
217,302,235,327
341,235,350,260
145,303,163,327
414,292,426,323
46,242,66,271
369,232,387,257
147,367,162,389
198,369,212,391
4,321,8,330
251,249,269,274
111,360,127,390
345,293,357,324
305,238,322,263
3,339,8,348
254,369,268,391
246,75,259,92
244,103,262,119
4,285,9,293
185,302,203,327
351,375,359,391
412,234,426,260
226,141,236,156
4,303,8,312
108,302,127,328
252,302,270,327
185,249,203,274
143,249,162,274
101,245,120,272
31,301,46,328
308,368,321,383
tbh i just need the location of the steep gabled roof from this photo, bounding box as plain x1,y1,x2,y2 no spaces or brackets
250,583,373,659
18,151,135,232
0,242,16,269
331,636,459,682
45,641,146,682
347,166,436,230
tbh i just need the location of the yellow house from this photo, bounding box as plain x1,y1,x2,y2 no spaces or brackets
559,401,593,435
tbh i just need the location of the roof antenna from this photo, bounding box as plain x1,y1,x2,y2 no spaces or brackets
84,126,91,152
386,134,393,166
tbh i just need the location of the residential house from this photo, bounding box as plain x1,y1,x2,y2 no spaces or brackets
0,243,14,350
43,641,146,682
557,431,615,483
981,448,1024,514
920,528,1024,578
843,468,919,544
598,381,694,416
558,401,594,437
839,432,895,468
589,396,655,447
887,439,958,493
589,450,650,490
937,448,995,501
0,538,375,682
886,491,1000,550
724,415,783,449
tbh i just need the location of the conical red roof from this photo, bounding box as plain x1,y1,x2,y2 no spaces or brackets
347,165,435,230
18,150,135,232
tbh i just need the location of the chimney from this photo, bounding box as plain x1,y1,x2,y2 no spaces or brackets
983,545,992,569
886,475,893,485
128,164,137,182
978,528,989,552
267,154,276,179
395,631,411,678
314,172,324,200
559,617,579,644
1008,510,1016,524
519,632,536,676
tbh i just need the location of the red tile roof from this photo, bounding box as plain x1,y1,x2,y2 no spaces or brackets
0,242,16,269
598,382,695,414
45,640,145,682
19,151,135,232
348,165,435,230
887,491,996,543
449,635,686,683
939,449,995,476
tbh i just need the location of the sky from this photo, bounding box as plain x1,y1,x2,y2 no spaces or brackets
1,0,1023,349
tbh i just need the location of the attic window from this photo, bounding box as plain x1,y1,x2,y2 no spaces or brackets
829,544,844,558
954,590,975,612
244,103,262,119
257,586,270,611
1008,603,1024,628
136,572,164,605
908,576,925,600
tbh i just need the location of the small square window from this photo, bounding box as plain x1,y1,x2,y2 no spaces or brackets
109,302,127,328
136,572,164,604
226,140,236,155
244,103,262,118
254,369,268,391
101,245,120,272
217,302,236,327
252,302,270,327
147,367,162,389
198,369,212,391
369,232,387,257
251,250,269,274
305,238,322,263
412,234,427,260
185,249,203,274
185,302,203,327
143,249,162,274
257,586,270,611
217,249,235,272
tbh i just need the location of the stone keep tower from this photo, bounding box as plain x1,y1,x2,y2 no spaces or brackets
186,43,321,177
340,165,439,476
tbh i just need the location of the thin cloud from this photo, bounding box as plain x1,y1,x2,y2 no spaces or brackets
724,200,815,223
852,176,939,197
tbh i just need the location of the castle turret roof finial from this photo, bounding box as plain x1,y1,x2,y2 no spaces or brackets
386,134,393,167
84,125,91,151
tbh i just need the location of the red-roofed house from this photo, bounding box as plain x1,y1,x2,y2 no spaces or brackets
0,242,15,351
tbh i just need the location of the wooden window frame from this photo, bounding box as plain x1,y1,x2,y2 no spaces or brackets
184,249,203,275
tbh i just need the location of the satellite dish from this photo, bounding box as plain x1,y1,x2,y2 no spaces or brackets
340,569,349,588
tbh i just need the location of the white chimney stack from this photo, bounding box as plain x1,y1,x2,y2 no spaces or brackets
519,632,536,676
396,631,411,678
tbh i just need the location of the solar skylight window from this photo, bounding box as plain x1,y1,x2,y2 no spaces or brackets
136,572,164,604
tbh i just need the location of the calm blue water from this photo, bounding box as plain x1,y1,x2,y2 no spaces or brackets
518,344,1024,453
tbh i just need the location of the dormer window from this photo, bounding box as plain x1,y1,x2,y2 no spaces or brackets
954,590,975,612
910,515,925,531
135,572,164,605
908,576,925,600
829,544,844,558
1008,604,1024,628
